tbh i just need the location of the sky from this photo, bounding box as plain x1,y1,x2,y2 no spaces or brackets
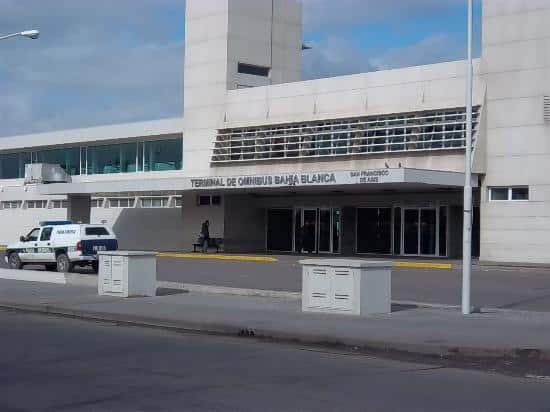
0,0,481,137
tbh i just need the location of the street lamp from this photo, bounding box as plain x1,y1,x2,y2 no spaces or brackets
462,0,474,315
0,30,40,41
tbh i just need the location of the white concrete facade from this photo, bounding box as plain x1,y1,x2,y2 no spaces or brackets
0,0,548,264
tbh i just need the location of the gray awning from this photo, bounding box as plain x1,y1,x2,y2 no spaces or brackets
38,168,478,196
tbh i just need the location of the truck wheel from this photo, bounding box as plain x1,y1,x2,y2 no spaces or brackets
45,264,57,271
56,254,74,273
91,261,99,273
8,253,23,270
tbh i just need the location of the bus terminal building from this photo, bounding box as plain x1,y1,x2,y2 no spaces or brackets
1,0,549,265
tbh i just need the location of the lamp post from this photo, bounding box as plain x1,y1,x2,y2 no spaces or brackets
0,30,40,41
462,0,474,315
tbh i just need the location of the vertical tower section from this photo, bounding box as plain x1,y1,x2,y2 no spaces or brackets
183,0,303,175
227,0,303,89
480,0,550,263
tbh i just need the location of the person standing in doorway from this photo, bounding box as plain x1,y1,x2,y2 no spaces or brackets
201,220,210,253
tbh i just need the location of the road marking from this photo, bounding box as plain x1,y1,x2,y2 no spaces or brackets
394,261,453,270
157,252,278,263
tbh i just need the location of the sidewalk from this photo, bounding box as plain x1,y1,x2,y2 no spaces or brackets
1,270,550,361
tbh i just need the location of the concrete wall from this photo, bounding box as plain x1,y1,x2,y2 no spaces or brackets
480,0,550,263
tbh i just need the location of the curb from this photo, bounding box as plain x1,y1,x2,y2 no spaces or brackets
0,271,535,314
157,253,278,263
394,261,453,270
1,300,549,362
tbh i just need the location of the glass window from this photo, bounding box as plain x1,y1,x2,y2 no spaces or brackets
85,227,109,236
91,199,104,208
27,200,47,209
108,198,134,208
489,188,509,201
26,228,40,242
141,197,168,208
0,152,31,179
143,139,182,172
238,63,270,77
393,208,401,255
356,208,392,254
211,195,221,205
439,206,448,257
52,200,68,209
87,143,137,175
40,227,53,241
174,197,182,207
36,147,80,175
198,195,211,206
511,187,529,200
1,201,22,209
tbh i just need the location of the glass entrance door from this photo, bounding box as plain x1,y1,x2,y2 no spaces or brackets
403,209,420,255
318,208,332,253
302,209,318,253
420,209,437,255
403,208,438,256
293,207,341,254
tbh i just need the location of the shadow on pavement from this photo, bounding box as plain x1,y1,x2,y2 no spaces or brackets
156,288,188,297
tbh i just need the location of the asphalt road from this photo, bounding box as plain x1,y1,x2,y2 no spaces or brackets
1,310,549,412
156,255,550,311
4,251,550,311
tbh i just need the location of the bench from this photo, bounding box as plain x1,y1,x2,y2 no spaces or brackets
193,238,223,253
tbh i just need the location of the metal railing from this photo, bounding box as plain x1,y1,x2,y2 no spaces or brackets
212,107,480,163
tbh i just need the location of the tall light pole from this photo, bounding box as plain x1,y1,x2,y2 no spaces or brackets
0,30,40,41
462,0,474,315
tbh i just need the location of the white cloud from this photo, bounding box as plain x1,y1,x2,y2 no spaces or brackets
0,0,184,137
303,32,469,80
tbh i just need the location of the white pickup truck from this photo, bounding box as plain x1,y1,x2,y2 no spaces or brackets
5,220,118,273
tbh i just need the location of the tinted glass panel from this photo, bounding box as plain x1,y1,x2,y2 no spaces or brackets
238,63,270,77
420,209,437,255
144,139,182,171
357,208,392,254
439,206,447,257
26,228,40,242
85,227,109,236
36,147,80,175
490,188,508,201
318,209,331,253
332,208,341,253
511,187,529,200
40,227,53,241
393,208,401,255
266,209,293,251
404,209,419,254
0,152,31,179
87,143,136,174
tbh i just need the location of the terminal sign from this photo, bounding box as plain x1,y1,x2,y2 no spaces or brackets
189,169,396,190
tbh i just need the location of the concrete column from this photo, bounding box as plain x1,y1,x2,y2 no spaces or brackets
67,195,91,224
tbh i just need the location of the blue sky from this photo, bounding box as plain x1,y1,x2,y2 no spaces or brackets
0,0,481,137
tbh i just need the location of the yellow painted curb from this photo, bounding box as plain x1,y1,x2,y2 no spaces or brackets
0,245,6,251
394,261,453,270
157,252,278,263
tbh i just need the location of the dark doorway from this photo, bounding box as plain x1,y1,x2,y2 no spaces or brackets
357,208,392,254
266,209,293,251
